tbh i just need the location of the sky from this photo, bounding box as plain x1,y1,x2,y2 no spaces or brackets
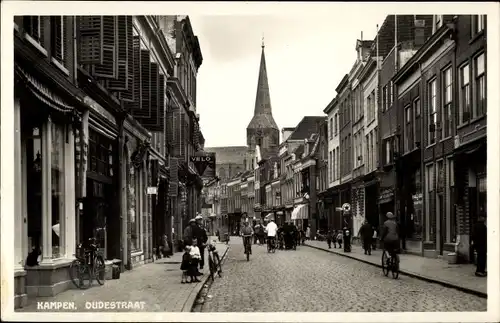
190,13,388,148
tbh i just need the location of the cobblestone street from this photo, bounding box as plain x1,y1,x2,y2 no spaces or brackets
201,239,487,312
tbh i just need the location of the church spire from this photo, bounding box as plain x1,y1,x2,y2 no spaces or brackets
247,38,278,130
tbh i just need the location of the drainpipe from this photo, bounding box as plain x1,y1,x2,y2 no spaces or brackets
117,107,127,272
419,62,425,257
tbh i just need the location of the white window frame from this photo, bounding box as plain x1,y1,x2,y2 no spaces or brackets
473,52,486,119
472,15,486,35
442,66,453,139
428,79,437,146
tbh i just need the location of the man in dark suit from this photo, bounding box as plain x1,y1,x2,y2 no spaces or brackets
472,213,487,277
195,214,208,270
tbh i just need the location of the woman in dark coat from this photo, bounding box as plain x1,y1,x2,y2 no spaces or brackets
358,221,374,255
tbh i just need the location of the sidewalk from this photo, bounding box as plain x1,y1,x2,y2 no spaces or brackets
17,237,229,312
305,240,487,297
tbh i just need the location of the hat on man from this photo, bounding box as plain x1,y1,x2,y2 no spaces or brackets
195,215,203,221
189,218,196,223
386,212,396,219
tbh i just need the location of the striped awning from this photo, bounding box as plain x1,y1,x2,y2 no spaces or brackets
15,65,75,114
291,204,308,220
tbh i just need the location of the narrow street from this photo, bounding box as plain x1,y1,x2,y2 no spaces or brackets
200,239,487,312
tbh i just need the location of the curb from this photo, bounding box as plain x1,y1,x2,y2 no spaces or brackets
305,243,487,299
181,245,230,312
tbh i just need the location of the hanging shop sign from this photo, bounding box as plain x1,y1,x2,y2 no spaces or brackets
190,152,216,180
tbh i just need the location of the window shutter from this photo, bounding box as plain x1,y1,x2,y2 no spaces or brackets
108,16,128,91
127,35,141,112
118,16,134,102
143,62,160,131
172,110,181,157
77,16,103,65
139,49,151,118
157,74,166,131
50,16,64,63
91,16,117,79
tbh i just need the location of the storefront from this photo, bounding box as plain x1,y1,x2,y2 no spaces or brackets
454,141,486,262
14,64,81,302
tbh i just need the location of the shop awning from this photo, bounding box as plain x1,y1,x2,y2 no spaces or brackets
291,204,308,220
15,65,75,114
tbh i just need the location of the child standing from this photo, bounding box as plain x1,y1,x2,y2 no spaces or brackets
180,246,200,283
336,230,343,249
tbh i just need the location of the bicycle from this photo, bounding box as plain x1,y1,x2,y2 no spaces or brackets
267,236,276,253
242,235,252,261
381,248,400,279
69,237,106,289
207,242,223,282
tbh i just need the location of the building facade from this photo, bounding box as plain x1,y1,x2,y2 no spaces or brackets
13,15,206,308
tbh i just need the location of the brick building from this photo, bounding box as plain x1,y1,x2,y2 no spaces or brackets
389,15,486,261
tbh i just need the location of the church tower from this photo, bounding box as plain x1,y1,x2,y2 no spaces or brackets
246,38,280,161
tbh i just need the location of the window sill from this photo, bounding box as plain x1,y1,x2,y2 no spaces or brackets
24,34,48,57
51,58,70,76
469,30,485,45
457,115,486,130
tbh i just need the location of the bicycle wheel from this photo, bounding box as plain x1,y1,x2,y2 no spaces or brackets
214,252,223,276
94,255,106,285
391,254,400,279
246,249,250,261
381,251,389,277
208,255,216,282
69,259,91,289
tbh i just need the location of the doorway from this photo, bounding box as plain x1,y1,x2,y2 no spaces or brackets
437,193,444,255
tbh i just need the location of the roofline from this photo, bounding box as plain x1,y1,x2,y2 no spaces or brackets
323,96,338,114
393,23,455,84
358,57,377,83
335,74,349,93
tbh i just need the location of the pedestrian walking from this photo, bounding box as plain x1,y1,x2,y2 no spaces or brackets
336,230,343,249
326,229,333,249
305,226,311,241
358,221,374,255
472,213,487,277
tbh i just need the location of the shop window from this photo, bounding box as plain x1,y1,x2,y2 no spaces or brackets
51,122,65,258
27,126,43,254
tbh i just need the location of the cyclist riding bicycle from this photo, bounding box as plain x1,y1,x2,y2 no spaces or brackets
265,218,278,249
380,212,400,260
241,221,254,255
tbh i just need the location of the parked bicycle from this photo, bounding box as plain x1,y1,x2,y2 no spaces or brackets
69,237,106,289
381,248,400,279
207,241,223,282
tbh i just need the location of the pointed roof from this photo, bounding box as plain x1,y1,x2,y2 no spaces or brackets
247,41,279,130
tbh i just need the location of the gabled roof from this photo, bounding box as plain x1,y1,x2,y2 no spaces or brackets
287,116,326,141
